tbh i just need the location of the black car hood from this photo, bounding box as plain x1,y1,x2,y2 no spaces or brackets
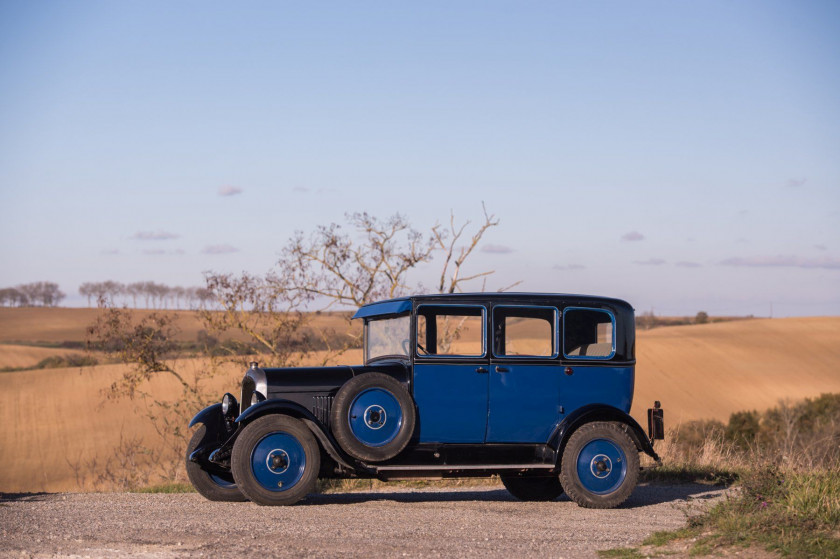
262,362,409,395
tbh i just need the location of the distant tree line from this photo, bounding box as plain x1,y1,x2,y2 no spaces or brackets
0,282,66,307
79,281,213,309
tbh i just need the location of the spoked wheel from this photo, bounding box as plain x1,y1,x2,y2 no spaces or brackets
331,373,416,462
231,415,320,506
185,425,246,502
560,421,640,509
501,474,563,501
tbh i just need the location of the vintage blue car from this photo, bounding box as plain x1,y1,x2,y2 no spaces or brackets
187,293,664,508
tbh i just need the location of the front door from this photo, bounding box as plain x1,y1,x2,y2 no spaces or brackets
411,304,489,443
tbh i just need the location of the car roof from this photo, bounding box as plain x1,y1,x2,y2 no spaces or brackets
352,292,633,319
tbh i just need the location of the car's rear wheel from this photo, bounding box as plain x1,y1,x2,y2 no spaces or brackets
559,421,639,509
231,415,320,506
331,373,416,462
185,425,247,502
501,474,563,501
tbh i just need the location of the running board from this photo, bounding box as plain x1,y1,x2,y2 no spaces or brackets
373,463,555,472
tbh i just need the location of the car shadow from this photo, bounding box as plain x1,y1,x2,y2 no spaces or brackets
303,482,725,508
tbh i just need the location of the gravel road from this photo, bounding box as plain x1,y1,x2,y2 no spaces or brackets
1,483,725,558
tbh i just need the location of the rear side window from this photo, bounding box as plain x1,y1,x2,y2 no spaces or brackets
416,305,485,357
563,308,615,359
492,306,557,357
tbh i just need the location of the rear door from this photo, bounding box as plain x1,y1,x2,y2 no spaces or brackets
486,305,563,443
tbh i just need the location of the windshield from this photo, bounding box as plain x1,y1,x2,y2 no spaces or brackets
365,314,410,362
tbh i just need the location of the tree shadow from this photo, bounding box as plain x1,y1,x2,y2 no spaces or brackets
302,482,725,508
0,492,51,504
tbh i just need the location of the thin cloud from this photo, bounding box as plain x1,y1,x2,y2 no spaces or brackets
101,249,120,255
218,185,243,197
785,178,807,188
203,244,239,255
634,258,666,266
676,261,702,268
815,244,828,251
553,264,585,270
622,231,645,242
132,231,179,241
293,187,310,193
721,255,840,270
142,249,185,256
481,244,515,254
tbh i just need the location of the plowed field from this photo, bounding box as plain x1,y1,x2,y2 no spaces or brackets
1,312,838,493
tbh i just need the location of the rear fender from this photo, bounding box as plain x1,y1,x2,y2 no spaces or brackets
550,404,660,463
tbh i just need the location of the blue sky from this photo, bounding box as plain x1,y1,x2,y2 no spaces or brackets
1,1,838,316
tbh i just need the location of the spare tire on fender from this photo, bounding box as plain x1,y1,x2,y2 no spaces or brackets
330,372,416,462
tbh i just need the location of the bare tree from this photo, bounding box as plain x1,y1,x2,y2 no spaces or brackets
86,302,224,483
279,205,502,309
279,212,436,309
202,206,507,368
0,287,26,307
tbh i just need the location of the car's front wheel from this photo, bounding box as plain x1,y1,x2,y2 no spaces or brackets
559,421,640,509
185,425,247,502
501,474,563,501
231,415,320,506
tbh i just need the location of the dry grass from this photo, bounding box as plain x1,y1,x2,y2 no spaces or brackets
0,344,88,370
0,307,357,344
632,317,840,423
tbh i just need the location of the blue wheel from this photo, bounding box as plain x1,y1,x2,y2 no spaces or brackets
574,438,627,495
231,415,320,506
250,432,307,492
331,373,416,462
560,422,640,508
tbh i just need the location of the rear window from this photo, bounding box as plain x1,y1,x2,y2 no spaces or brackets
563,308,615,359
492,306,557,358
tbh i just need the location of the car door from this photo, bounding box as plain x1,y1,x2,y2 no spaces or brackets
412,304,490,443
486,305,563,443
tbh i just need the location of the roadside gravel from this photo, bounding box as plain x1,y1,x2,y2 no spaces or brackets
0,483,725,558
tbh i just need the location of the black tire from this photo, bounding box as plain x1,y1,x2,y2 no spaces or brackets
231,415,320,506
501,475,564,501
559,421,640,509
185,425,247,502
330,372,416,462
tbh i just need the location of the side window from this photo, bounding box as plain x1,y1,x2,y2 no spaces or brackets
493,306,557,357
563,308,615,359
416,305,485,357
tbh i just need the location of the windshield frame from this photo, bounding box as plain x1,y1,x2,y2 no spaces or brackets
364,313,411,364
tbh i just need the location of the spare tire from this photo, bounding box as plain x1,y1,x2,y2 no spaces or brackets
330,372,416,462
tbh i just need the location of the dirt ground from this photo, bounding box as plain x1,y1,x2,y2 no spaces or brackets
0,484,727,558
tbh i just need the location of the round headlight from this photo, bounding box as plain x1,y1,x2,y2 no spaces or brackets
222,393,237,416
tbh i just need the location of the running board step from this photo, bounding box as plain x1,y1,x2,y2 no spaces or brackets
373,463,556,472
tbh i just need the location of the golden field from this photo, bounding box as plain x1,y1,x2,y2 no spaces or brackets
1,308,838,493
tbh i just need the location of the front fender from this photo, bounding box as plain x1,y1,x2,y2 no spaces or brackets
189,403,223,428
550,404,659,462
234,399,365,473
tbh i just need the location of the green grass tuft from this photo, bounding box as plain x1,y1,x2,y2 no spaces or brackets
134,482,196,494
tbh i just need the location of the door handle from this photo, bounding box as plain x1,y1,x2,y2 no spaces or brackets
476,366,488,374
495,366,510,373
